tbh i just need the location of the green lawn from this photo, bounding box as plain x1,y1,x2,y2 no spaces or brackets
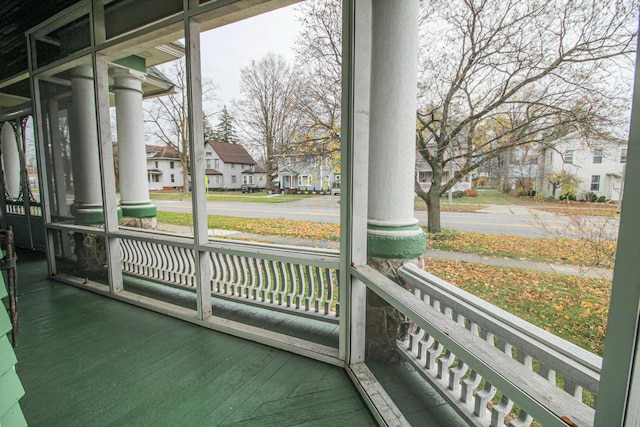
426,258,610,356
415,189,528,212
150,190,313,203
415,188,620,215
428,228,616,268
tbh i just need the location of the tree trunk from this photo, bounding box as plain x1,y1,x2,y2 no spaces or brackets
426,186,442,233
415,166,443,233
182,165,189,195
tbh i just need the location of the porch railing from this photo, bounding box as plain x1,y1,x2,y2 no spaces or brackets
354,263,600,427
119,235,339,322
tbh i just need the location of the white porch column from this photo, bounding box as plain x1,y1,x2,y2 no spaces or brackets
68,65,104,224
367,0,425,258
113,70,156,219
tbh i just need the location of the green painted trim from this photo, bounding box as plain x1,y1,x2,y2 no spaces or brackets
0,336,17,373
74,206,122,225
367,223,422,232
0,273,6,299
111,85,144,95
0,310,11,337
121,203,157,218
113,55,146,73
367,225,426,259
0,402,27,426
0,367,25,418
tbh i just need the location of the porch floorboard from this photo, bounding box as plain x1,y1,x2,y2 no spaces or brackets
12,251,375,426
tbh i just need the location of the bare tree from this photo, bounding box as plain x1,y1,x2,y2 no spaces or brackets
234,53,301,191
144,60,216,194
293,0,342,165
416,0,637,232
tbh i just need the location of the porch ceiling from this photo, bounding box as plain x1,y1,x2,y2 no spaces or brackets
0,0,78,84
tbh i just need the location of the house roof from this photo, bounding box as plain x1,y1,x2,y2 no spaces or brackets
278,167,299,176
254,165,266,173
205,169,222,175
206,140,256,165
147,145,180,159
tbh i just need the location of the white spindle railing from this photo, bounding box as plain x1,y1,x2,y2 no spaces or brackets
6,202,25,215
208,251,338,320
396,263,600,427
120,238,196,287
119,237,339,322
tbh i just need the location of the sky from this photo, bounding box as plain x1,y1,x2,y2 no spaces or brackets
199,4,301,113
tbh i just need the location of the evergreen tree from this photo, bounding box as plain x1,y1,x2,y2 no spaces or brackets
214,106,239,143
203,115,216,141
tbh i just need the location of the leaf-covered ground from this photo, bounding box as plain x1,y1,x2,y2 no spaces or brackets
156,211,340,241
158,211,616,267
425,258,611,355
210,216,340,241
428,230,617,268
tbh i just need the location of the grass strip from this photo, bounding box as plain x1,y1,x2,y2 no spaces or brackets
425,258,610,355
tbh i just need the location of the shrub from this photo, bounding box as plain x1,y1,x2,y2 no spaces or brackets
597,196,607,203
463,188,478,197
473,177,488,187
516,187,529,197
452,190,465,198
559,192,577,201
584,192,598,202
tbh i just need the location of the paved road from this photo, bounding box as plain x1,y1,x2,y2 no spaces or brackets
153,196,620,239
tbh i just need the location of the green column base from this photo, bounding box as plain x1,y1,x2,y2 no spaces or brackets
120,202,157,218
367,224,426,259
73,204,123,225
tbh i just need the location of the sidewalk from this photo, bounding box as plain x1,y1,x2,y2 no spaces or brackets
156,223,612,280
423,248,612,280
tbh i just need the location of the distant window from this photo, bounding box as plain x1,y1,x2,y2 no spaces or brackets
214,159,220,169
215,176,220,184
206,152,212,157
590,175,600,191
170,174,175,183
243,175,254,184
154,161,158,168
593,149,603,164
231,175,237,184
231,163,235,169
206,159,211,169
170,161,175,169
298,175,312,186
621,148,628,163
563,150,574,164
154,175,159,183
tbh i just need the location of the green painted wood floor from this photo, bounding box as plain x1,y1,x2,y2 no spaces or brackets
12,251,376,426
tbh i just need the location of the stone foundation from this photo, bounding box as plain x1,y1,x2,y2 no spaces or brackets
119,216,157,229
365,257,423,363
73,232,107,279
